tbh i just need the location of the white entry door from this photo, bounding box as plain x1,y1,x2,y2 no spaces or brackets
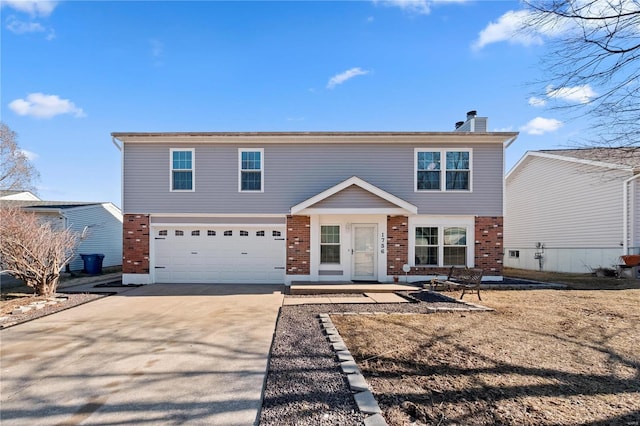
352,224,377,281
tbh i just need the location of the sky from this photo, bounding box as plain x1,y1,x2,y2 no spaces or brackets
1,0,598,208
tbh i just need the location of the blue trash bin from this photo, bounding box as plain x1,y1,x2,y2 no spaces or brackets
80,254,105,275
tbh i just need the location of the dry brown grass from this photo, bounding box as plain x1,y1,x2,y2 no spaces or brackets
333,289,640,425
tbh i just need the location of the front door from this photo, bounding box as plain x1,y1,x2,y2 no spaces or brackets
352,224,377,281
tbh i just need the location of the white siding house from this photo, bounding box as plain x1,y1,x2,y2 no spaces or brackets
1,195,123,272
504,148,640,273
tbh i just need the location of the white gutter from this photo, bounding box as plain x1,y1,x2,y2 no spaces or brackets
112,136,124,212
623,171,640,254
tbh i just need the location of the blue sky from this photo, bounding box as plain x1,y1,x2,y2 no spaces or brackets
2,0,595,207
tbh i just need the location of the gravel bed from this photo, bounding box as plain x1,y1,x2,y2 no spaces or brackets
259,295,478,425
0,293,106,329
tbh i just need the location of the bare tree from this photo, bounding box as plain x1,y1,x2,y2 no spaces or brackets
524,0,640,152
0,122,40,192
0,207,78,297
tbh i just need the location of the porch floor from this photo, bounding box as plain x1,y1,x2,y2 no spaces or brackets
289,282,419,295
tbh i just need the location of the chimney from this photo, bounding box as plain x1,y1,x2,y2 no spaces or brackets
455,121,465,129
466,110,477,120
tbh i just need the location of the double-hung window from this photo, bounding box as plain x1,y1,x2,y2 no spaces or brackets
170,149,194,191
415,149,471,191
320,225,340,264
415,226,467,266
239,148,264,192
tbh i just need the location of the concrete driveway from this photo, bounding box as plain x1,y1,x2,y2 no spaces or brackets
0,284,284,425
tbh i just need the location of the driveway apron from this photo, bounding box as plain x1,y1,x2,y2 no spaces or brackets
0,284,284,425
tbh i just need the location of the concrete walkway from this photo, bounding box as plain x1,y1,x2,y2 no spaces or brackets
0,284,284,426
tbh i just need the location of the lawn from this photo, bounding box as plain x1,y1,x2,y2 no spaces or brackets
332,288,640,425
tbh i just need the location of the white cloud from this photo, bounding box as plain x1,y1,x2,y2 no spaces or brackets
1,0,57,17
374,0,432,15
327,67,369,89
374,0,469,15
520,117,563,135
472,10,543,50
528,96,547,107
21,149,38,161
546,84,597,104
9,93,86,119
5,16,44,33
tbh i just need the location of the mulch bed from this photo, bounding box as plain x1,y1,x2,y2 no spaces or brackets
0,293,106,329
259,294,477,425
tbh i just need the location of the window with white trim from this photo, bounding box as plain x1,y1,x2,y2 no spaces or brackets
239,148,263,192
170,149,194,191
191,230,200,236
416,149,471,191
320,225,340,264
175,230,184,236
509,250,520,258
240,230,249,236
256,230,265,237
224,230,232,236
207,230,216,236
414,226,467,266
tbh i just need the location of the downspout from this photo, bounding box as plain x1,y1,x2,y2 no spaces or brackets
622,170,640,254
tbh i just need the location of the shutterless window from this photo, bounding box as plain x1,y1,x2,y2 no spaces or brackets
256,231,265,237
272,230,281,237
446,152,470,190
509,250,520,258
240,230,249,236
207,230,216,236
443,227,467,266
191,230,200,236
320,225,340,264
171,149,194,191
175,230,184,236
224,230,232,236
415,227,438,266
239,149,263,191
158,230,168,236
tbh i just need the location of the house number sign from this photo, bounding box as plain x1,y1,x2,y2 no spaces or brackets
380,232,385,254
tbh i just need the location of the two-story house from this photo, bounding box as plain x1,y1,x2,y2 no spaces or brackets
113,112,517,285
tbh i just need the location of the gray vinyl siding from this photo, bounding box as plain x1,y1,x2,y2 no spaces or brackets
505,156,628,249
312,185,398,209
64,204,123,271
124,143,503,216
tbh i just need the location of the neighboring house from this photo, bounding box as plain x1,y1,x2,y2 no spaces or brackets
504,148,640,273
0,190,40,201
113,112,518,285
0,193,123,271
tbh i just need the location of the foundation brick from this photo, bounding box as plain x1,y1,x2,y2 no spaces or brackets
123,214,150,274
286,215,310,275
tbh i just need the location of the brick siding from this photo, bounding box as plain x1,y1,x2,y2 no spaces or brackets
286,215,310,275
386,216,409,276
123,214,150,274
387,215,503,277
474,216,503,277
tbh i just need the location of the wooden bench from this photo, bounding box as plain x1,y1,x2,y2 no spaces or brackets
429,266,483,301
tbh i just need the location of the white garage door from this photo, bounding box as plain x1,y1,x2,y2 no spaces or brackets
153,226,286,284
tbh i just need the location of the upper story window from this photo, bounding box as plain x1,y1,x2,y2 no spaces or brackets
239,148,263,192
415,149,471,192
170,149,194,191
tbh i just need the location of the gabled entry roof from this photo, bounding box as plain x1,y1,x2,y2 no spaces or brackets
290,176,418,215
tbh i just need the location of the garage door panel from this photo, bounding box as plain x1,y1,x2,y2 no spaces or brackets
153,225,285,284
